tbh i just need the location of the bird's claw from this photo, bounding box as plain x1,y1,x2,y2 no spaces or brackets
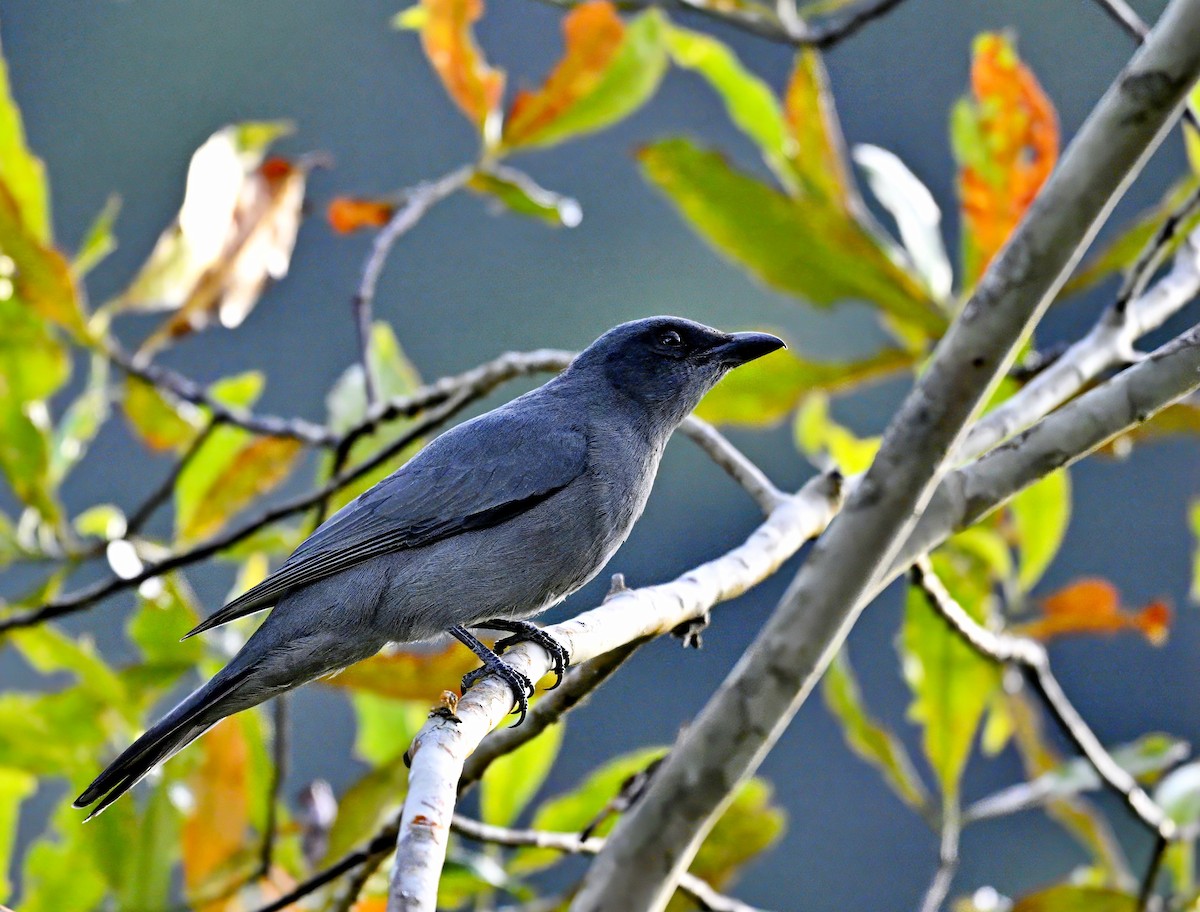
493,624,571,690
461,660,534,726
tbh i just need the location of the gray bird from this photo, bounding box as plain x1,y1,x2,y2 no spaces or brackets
75,316,783,818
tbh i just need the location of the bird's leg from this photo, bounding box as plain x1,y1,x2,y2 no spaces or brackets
450,625,534,725
472,619,571,690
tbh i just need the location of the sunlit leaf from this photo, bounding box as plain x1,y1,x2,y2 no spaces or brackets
122,375,203,453
0,33,50,241
954,33,1059,285
419,0,504,135
684,779,785,899
639,138,946,334
901,548,1002,800
663,23,793,188
117,122,300,353
1015,578,1171,645
783,47,853,206
0,395,58,522
1191,501,1200,602
116,778,180,912
501,5,666,150
0,179,88,338
823,649,929,811
1009,467,1070,592
322,644,480,703
481,723,564,827
794,392,879,473
697,342,910,427
324,321,424,511
181,716,251,909
1012,886,1135,912
18,805,108,912
128,574,203,667
1187,81,1200,174
468,166,582,227
854,143,953,301
0,767,34,902
515,746,666,873
8,624,130,712
174,371,302,541
327,196,395,233
73,194,121,278
350,694,430,767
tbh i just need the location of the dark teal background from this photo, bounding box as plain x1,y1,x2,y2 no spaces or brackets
3,1,1199,908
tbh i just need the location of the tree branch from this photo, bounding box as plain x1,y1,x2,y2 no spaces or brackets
352,167,473,406
917,802,960,912
572,5,1200,907
385,471,845,911
678,417,786,512
449,815,771,912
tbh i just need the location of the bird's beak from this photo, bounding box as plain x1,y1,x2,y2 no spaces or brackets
712,331,786,366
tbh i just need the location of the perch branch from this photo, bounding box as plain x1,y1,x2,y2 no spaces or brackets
679,417,786,512
572,6,1200,907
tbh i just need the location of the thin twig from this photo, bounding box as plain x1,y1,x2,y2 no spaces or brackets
332,849,388,912
1139,833,1169,911
679,417,786,513
1116,182,1200,313
910,558,1177,842
0,388,476,634
918,802,960,912
259,695,290,876
353,166,473,407
449,815,771,912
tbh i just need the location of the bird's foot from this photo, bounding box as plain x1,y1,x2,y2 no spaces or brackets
461,657,534,726
491,622,571,690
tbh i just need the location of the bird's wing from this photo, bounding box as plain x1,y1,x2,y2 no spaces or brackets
185,405,589,638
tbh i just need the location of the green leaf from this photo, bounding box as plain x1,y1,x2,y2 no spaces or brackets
128,575,203,667
515,746,666,873
50,354,110,485
19,804,108,912
324,321,424,512
679,778,785,903
174,371,303,541
1012,886,1135,912
1010,468,1070,592
697,342,910,427
500,9,667,151
0,767,34,902
115,778,180,912
900,548,1002,801
822,649,929,811
122,375,203,453
0,395,59,521
1063,176,1200,297
8,625,130,711
793,392,879,473
481,723,564,827
73,194,121,277
468,166,582,227
351,693,430,767
0,33,50,241
639,138,946,335
782,47,854,206
1192,501,1200,602
1155,761,1200,827
663,23,794,188
0,178,87,339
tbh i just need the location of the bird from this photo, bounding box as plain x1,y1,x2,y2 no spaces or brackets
75,316,784,818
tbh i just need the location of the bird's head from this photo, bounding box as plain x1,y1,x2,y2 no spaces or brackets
565,316,785,429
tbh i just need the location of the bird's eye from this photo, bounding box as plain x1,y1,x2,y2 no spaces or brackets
659,330,682,348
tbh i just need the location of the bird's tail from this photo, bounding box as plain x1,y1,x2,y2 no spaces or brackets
74,663,258,820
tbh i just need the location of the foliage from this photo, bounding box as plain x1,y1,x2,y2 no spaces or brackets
0,1,1195,910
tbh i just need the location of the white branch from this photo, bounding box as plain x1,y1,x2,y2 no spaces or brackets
385,472,843,911
571,4,1200,908
955,226,1200,462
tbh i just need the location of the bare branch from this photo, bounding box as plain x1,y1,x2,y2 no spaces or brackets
679,417,786,513
1139,833,1169,911
386,472,844,911
572,6,1200,906
917,803,959,912
449,815,771,912
352,167,473,405
910,559,1177,845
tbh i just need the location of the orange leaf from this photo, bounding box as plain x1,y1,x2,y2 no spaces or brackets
351,898,387,912
327,197,396,233
420,0,505,131
502,0,624,148
956,33,1059,283
1016,578,1172,645
321,643,482,701
181,717,251,911
782,48,852,206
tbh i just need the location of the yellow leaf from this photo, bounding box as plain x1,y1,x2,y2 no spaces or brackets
322,643,482,702
419,0,505,132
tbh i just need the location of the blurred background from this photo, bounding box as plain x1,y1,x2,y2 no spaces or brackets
2,0,1198,908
